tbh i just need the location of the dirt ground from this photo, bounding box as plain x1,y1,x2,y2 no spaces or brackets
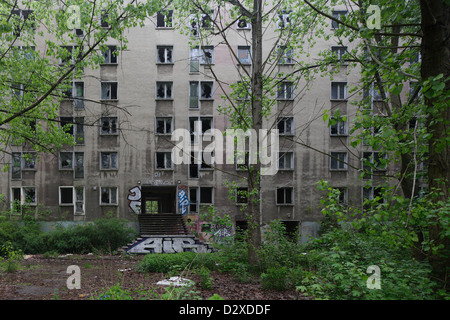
0,254,308,300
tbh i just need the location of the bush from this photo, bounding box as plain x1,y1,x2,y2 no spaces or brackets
260,267,288,291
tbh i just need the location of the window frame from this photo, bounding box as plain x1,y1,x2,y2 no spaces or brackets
278,151,294,170
100,116,119,135
277,81,294,100
100,186,118,206
155,117,173,135
100,151,118,170
331,81,348,100
155,152,173,170
330,151,348,171
237,46,252,65
100,81,118,100
156,45,174,64
155,81,173,100
276,187,294,205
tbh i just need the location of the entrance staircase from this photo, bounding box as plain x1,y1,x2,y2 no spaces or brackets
122,213,215,254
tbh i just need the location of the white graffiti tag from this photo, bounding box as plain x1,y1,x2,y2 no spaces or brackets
128,186,141,214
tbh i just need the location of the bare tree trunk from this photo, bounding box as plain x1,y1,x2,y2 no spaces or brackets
247,0,263,268
420,0,450,288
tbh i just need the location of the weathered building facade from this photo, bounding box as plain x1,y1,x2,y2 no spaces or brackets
0,3,399,241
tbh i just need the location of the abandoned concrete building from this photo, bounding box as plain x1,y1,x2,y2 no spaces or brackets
0,5,404,246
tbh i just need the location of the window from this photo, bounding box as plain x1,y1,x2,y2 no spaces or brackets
100,152,118,170
189,187,198,212
11,187,36,212
189,81,213,107
59,46,82,65
60,152,74,170
236,151,249,171
73,82,84,109
236,187,248,204
74,152,84,179
101,10,109,28
330,120,348,136
156,10,173,28
156,152,173,169
278,151,294,170
75,187,85,214
11,9,35,37
362,186,384,210
200,187,213,204
277,82,294,100
237,46,251,65
190,10,214,36
277,11,291,29
237,17,250,29
74,28,83,37
100,187,118,205
60,186,85,212
189,152,200,178
334,187,348,205
362,152,387,179
101,82,118,100
157,46,173,64
60,117,84,144
277,117,294,135
156,117,173,134
331,10,347,29
278,46,294,64
100,116,118,135
331,82,347,100
276,187,293,205
330,152,348,170
189,116,213,143
190,47,209,66
11,152,36,179
59,186,74,205
331,46,347,62
156,82,172,99
189,82,199,108
102,46,118,64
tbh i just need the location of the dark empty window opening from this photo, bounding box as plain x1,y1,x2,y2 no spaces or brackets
201,82,213,99
60,187,73,205
277,187,293,205
157,46,173,63
156,10,173,28
200,187,213,204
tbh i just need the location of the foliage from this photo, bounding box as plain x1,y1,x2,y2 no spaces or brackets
199,266,213,289
0,241,23,273
260,267,289,291
0,217,136,254
137,252,217,274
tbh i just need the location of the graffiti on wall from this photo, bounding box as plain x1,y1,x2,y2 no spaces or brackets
127,186,141,214
177,185,189,215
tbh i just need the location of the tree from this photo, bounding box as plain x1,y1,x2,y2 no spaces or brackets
0,0,159,162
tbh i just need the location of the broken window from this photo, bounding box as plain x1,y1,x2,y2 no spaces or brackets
278,151,294,170
100,117,118,135
362,152,387,179
201,81,213,99
74,152,84,179
277,82,294,100
189,117,213,143
190,10,214,36
102,46,118,64
156,82,172,99
200,187,213,204
100,152,118,170
157,46,173,63
236,151,249,171
237,17,251,29
12,152,37,179
277,11,291,29
237,46,251,65
189,152,200,178
330,120,347,136
73,82,85,109
60,152,73,169
276,187,293,205
60,117,84,144
101,82,118,100
60,187,74,205
156,10,173,28
334,187,348,205
277,117,294,135
75,187,84,214
331,82,347,100
330,152,348,170
101,187,118,205
362,186,384,210
11,9,35,37
156,152,172,169
156,117,172,134
331,10,347,29
101,10,109,28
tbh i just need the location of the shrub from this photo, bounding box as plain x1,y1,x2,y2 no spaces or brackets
199,266,213,289
260,267,288,291
137,252,216,273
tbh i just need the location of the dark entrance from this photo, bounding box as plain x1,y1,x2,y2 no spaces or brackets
137,186,188,235
140,186,176,214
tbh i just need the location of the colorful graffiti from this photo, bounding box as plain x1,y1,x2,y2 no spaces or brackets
127,186,141,214
177,185,189,215
126,236,214,253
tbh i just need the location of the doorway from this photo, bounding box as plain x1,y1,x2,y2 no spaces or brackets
140,186,176,214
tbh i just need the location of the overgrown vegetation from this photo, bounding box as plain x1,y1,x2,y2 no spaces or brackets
0,216,136,255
